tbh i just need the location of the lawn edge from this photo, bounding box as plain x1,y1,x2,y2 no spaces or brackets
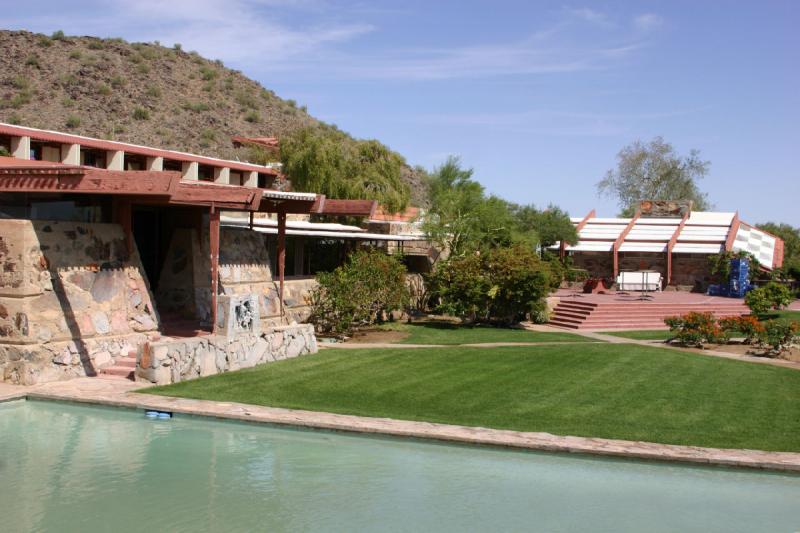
23,388,800,474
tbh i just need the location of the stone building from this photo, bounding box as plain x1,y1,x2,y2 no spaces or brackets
0,123,413,385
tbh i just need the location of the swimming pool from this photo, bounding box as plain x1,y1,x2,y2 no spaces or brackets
1,400,798,532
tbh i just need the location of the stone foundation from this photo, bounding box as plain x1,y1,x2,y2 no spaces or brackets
136,324,317,385
0,219,159,384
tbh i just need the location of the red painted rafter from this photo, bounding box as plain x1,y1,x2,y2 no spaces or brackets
613,211,641,278
666,211,691,285
724,212,740,251
561,209,595,258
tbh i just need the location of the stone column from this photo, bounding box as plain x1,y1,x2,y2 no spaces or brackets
213,166,230,184
181,161,198,180
60,143,80,165
244,170,258,187
106,150,124,170
146,156,164,171
10,136,30,159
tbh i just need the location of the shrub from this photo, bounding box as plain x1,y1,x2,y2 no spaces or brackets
709,250,759,283
88,40,104,50
69,50,82,60
183,101,210,112
718,315,764,344
97,83,112,96
173,43,182,51
65,115,80,128
308,250,409,335
199,66,218,81
25,54,40,67
664,312,728,348
146,85,161,98
756,319,800,356
428,245,555,324
745,282,793,315
51,30,66,41
136,63,150,74
244,110,260,123
132,107,150,120
37,35,53,47
7,113,22,125
111,75,126,88
235,91,259,110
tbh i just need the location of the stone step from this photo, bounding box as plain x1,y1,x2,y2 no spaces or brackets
115,357,137,368
98,366,134,379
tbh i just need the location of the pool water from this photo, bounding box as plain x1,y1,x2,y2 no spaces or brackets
1,400,799,532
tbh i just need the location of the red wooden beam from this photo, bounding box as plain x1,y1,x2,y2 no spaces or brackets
613,211,641,279
277,209,287,319
724,212,740,251
562,209,596,258
666,211,691,285
209,205,220,332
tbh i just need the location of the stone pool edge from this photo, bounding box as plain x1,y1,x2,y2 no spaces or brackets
18,386,800,474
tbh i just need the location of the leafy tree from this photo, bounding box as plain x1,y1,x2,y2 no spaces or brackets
513,204,577,257
757,222,800,280
423,157,517,257
598,137,711,216
280,127,410,212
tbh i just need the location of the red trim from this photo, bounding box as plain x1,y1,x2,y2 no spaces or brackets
0,123,280,176
666,211,691,285
314,198,379,217
724,212,740,251
613,211,640,278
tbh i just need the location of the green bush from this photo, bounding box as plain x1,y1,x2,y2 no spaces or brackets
756,319,800,356
244,110,260,123
665,312,728,348
65,116,80,128
132,107,150,120
718,315,764,344
308,250,409,335
51,30,66,41
745,282,793,315
428,245,555,325
708,251,759,283
25,54,40,67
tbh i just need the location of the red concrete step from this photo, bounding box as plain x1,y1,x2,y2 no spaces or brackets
115,357,137,369
98,366,134,379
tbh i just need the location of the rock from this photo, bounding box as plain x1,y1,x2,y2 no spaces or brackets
91,311,110,335
129,289,142,308
90,270,120,302
286,335,306,358
132,314,156,331
270,332,284,351
68,271,95,292
36,326,53,343
92,350,112,368
53,347,73,365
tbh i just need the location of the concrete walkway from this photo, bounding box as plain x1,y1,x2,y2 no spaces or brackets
1,377,797,473
323,340,602,350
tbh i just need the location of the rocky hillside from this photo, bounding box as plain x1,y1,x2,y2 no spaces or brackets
0,30,426,205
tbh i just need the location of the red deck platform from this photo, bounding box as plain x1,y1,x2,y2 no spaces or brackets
548,290,750,330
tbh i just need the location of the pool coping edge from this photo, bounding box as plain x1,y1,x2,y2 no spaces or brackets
20,389,800,474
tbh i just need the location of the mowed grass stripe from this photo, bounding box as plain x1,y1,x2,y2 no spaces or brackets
146,343,800,451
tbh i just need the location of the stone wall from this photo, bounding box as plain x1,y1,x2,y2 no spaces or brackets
0,219,159,384
672,254,714,291
136,324,317,385
570,252,614,279
156,225,315,326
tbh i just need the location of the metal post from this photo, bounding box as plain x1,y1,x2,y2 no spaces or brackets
209,204,220,332
277,209,286,319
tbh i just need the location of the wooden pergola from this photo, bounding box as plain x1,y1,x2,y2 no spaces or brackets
0,157,318,330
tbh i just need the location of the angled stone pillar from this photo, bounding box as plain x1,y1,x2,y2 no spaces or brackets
10,136,30,159
61,143,80,165
181,161,198,180
146,156,164,171
244,170,258,187
106,150,124,170
213,166,230,184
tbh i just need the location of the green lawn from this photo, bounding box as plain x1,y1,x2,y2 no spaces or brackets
379,322,592,345
760,309,800,321
146,344,800,452
604,330,673,341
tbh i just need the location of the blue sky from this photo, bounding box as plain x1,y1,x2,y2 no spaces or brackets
3,1,798,224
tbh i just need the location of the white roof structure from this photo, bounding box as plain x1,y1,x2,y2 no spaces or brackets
559,210,782,269
221,215,418,241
